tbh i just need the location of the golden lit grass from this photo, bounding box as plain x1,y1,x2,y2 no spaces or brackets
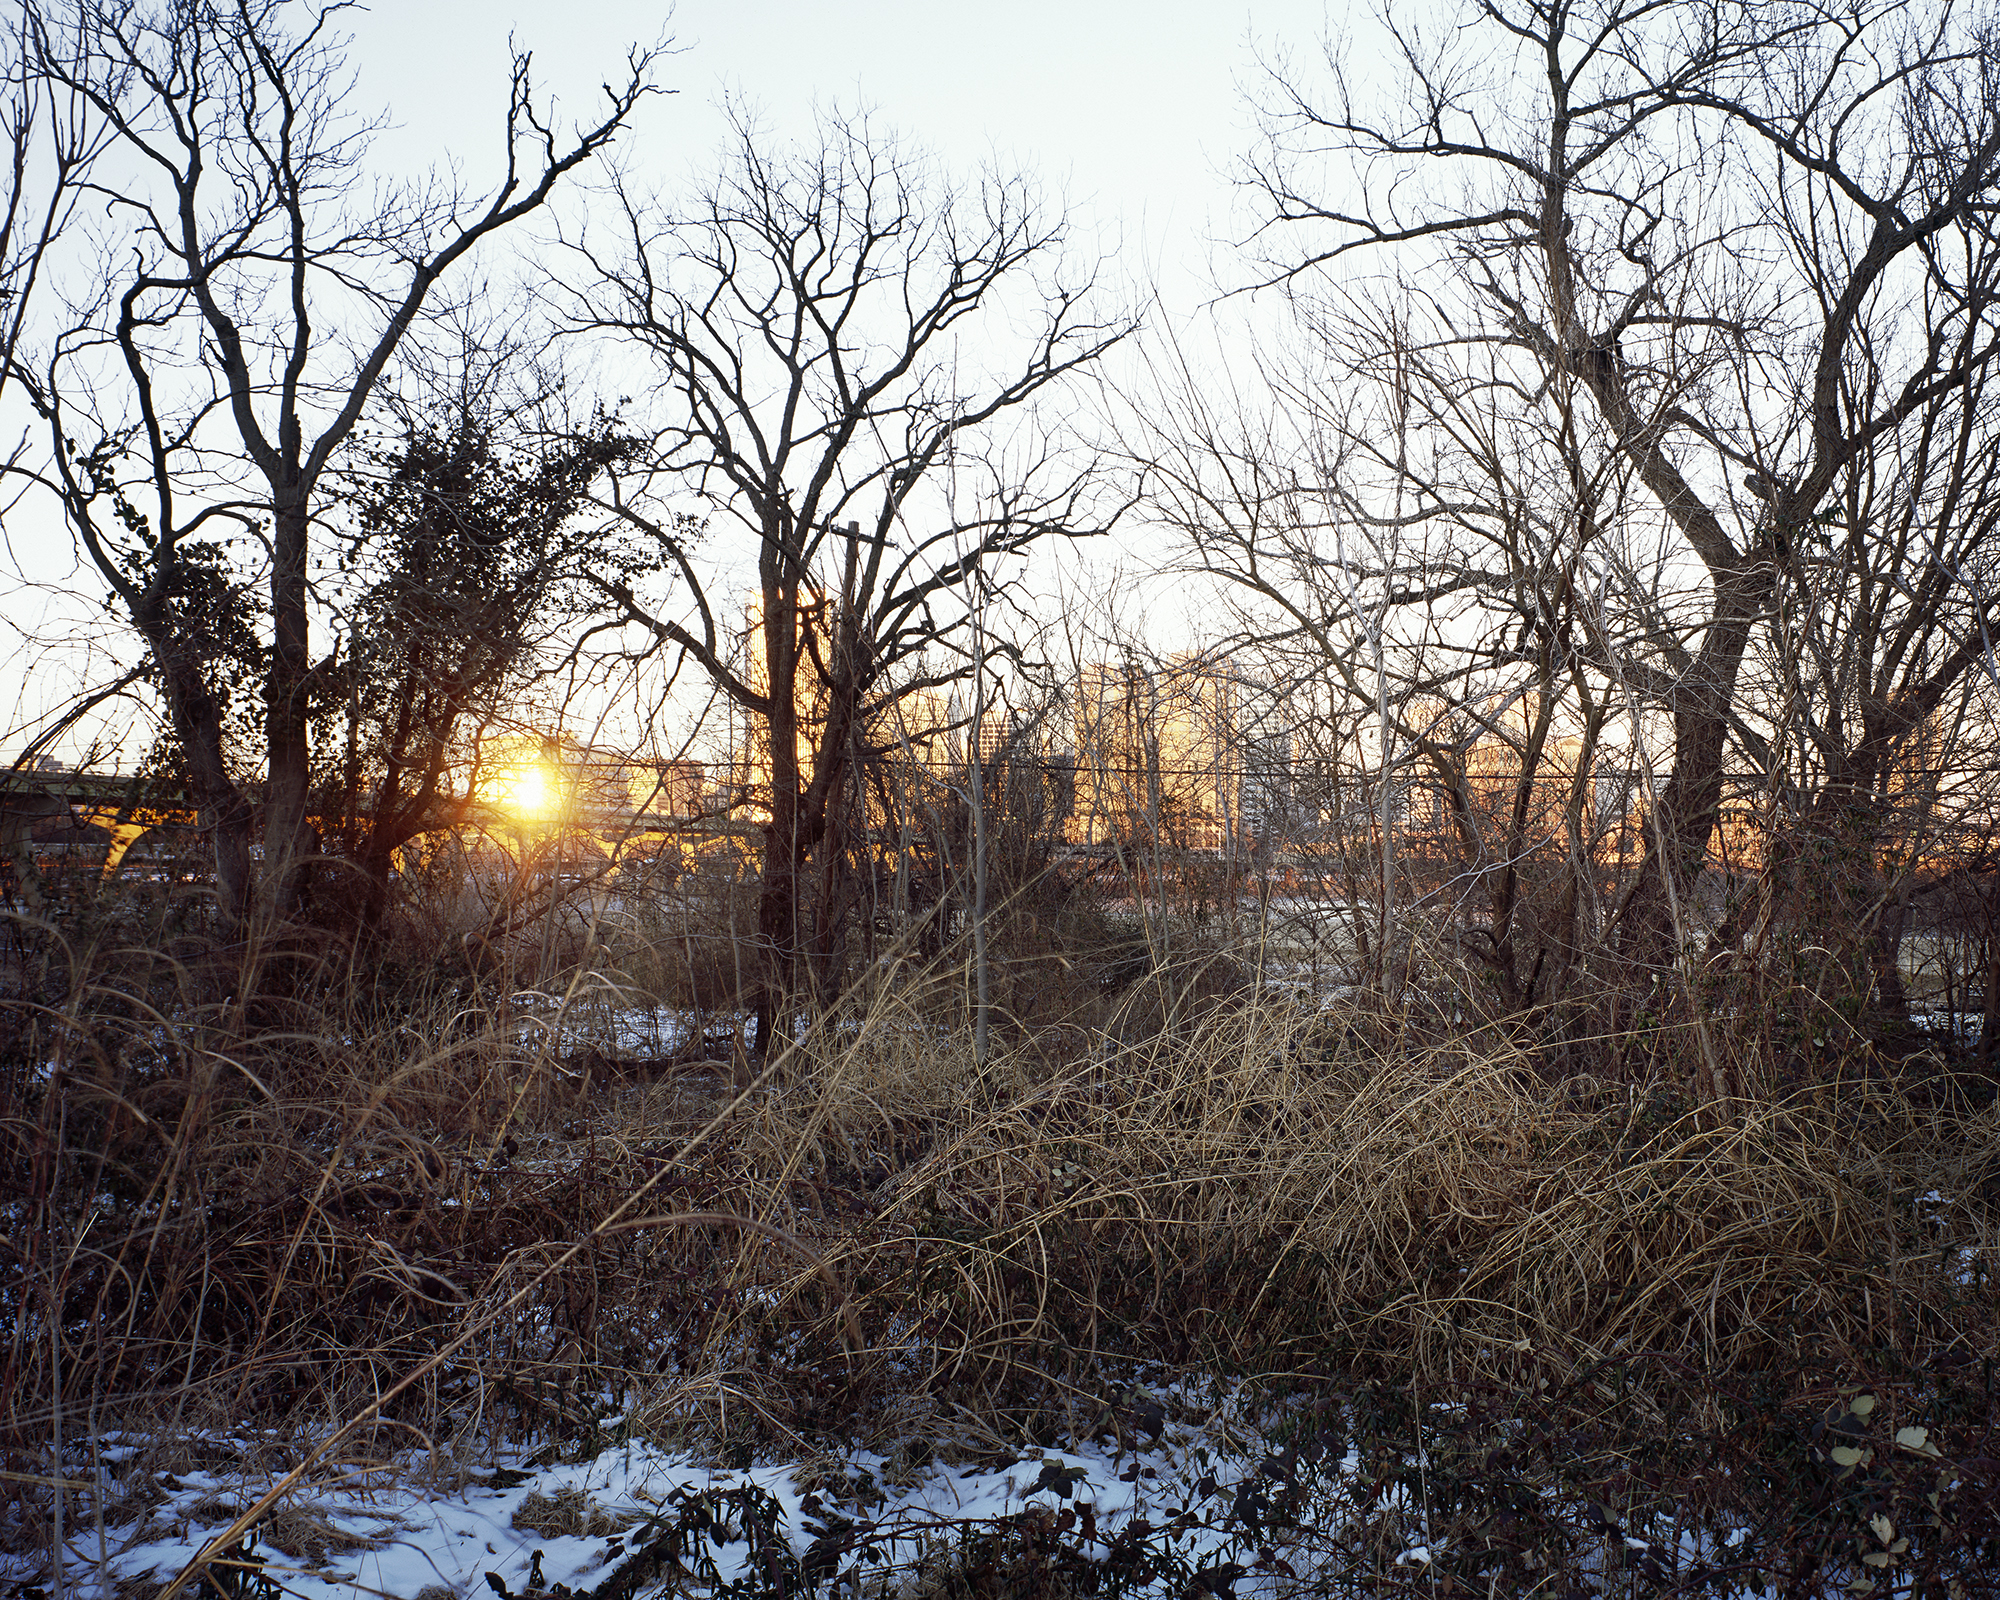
7,914,1999,1593
722,986,2000,1421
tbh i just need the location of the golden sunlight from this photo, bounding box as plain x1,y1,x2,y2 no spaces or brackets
496,761,554,819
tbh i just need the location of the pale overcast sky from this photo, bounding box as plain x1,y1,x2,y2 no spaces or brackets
347,0,1341,304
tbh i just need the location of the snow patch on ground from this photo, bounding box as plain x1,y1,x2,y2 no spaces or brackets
63,1386,1301,1600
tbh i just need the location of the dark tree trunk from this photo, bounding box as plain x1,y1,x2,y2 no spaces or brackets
1615,560,1767,977
261,493,315,920
143,628,255,931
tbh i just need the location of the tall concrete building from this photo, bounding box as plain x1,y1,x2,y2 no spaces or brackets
1069,655,1290,856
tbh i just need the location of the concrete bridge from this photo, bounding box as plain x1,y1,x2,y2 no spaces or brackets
0,764,762,896
0,768,199,884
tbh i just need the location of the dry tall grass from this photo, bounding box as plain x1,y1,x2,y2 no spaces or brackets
740,987,1998,1411
5,892,1999,1591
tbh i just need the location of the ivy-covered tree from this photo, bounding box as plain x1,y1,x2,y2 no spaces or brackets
313,410,629,929
20,0,658,935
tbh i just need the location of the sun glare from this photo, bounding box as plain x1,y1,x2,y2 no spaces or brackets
498,762,554,818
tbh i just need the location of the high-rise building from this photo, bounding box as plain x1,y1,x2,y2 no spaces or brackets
1069,655,1288,855
727,592,836,819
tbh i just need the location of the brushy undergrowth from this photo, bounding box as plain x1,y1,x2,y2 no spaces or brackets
4,901,2000,1594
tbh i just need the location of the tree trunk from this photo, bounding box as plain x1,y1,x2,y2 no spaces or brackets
1618,578,1763,973
754,758,802,1048
144,629,255,932
260,492,314,921
752,574,804,1058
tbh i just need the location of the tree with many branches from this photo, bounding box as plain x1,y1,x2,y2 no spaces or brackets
568,111,1131,1052
1222,0,2000,1022
13,0,660,939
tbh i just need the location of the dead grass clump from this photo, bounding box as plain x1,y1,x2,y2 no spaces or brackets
705,991,2000,1438
611,858,764,1017
510,1485,637,1539
10,898,2000,1592
257,1501,390,1565
1,930,720,1468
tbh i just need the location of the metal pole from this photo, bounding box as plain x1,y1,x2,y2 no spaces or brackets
971,558,991,1071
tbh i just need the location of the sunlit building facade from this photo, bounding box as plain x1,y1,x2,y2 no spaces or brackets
1069,656,1290,856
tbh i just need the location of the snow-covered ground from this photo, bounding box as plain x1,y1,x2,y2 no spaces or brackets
21,1366,1987,1598
45,1381,1364,1600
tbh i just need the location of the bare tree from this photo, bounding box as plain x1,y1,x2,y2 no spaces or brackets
1728,306,2000,1016
1132,316,1635,1025
0,7,96,411
1236,0,2000,992
569,111,1131,1051
0,10,117,784
14,0,660,933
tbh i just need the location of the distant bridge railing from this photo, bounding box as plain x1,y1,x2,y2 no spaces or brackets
0,768,766,884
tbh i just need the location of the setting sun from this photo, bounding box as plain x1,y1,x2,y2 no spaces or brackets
496,762,554,818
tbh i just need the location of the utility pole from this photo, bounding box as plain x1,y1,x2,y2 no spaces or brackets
970,551,992,1072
